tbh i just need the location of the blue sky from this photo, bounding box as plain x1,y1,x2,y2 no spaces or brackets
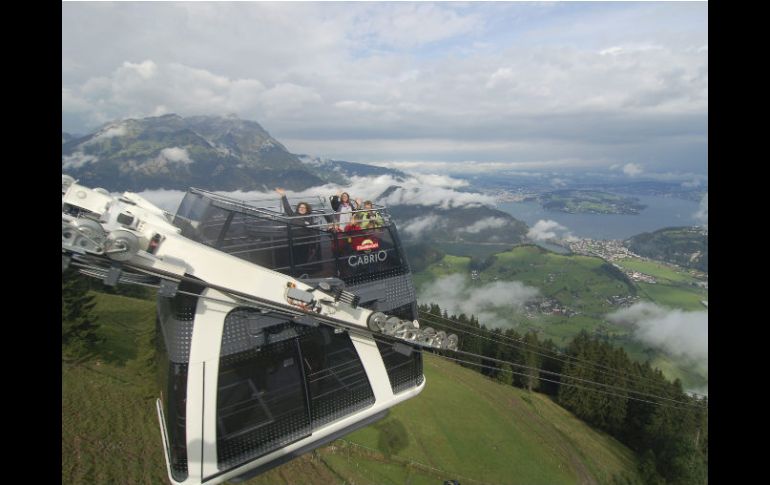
62,2,707,180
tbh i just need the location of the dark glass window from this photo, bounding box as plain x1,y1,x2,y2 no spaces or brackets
218,212,292,271
216,339,310,470
299,326,375,428
216,309,377,472
375,339,424,394
156,317,189,482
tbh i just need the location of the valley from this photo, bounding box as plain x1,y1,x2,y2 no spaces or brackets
410,244,708,391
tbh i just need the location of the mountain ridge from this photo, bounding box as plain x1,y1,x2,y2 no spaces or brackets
62,114,410,192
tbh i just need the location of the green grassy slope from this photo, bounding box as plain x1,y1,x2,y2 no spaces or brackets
63,292,642,485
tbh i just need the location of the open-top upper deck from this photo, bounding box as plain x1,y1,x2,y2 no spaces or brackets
171,188,416,321
179,187,393,232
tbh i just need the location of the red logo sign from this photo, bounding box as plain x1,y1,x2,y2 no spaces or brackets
355,238,380,251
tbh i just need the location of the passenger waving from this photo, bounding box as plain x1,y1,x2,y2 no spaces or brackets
330,190,360,226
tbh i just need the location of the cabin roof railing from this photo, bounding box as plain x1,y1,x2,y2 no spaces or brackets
186,187,391,226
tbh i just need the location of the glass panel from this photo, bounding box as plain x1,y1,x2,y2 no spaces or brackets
218,212,292,270
299,326,375,428
375,339,424,394
216,339,310,470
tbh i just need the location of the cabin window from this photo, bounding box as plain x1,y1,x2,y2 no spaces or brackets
216,309,378,471
216,338,311,470
156,317,189,482
217,212,292,270
375,339,424,394
299,326,375,428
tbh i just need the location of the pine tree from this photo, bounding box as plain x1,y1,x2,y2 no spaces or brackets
496,363,513,386
62,270,101,361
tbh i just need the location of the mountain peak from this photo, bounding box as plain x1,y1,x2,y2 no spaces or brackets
61,113,319,191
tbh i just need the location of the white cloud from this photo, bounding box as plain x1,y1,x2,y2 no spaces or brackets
136,173,496,219
368,158,610,175
380,184,494,209
527,219,576,242
122,60,158,80
460,217,509,234
607,302,708,376
694,192,707,229
352,3,482,49
62,152,99,169
83,123,128,146
335,100,384,112
134,189,187,213
420,274,540,328
486,67,516,89
623,163,643,176
402,214,444,239
160,147,193,165
62,2,707,175
412,173,468,189
599,43,663,57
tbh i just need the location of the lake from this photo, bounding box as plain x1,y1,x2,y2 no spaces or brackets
497,195,704,240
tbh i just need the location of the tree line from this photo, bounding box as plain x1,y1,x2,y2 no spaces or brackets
418,302,708,485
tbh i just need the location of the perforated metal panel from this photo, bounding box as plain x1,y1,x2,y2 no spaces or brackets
346,271,417,315
156,317,190,482
375,339,424,394
216,312,377,472
299,326,375,429
216,339,311,470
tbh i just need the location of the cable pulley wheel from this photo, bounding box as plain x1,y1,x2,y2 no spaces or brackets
105,230,140,261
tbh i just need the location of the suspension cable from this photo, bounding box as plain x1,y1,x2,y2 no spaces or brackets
418,310,708,398
68,257,706,410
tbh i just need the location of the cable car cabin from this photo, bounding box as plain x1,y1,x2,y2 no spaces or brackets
171,188,418,322
155,189,425,484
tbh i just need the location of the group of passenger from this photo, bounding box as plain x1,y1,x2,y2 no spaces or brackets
273,187,387,274
275,188,384,232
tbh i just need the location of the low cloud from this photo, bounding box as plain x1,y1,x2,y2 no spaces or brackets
419,274,540,328
380,184,494,209
622,163,643,176
694,192,707,229
136,172,494,217
527,219,577,242
159,147,193,165
402,214,444,238
134,189,186,213
83,123,128,145
62,152,99,170
281,173,493,209
460,217,509,234
606,302,708,377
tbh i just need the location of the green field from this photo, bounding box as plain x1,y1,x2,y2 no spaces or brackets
63,292,642,485
487,246,635,317
412,253,471,289
614,258,700,285
434,242,515,260
415,246,636,320
412,245,708,388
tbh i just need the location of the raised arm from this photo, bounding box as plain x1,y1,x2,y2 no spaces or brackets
275,188,294,216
